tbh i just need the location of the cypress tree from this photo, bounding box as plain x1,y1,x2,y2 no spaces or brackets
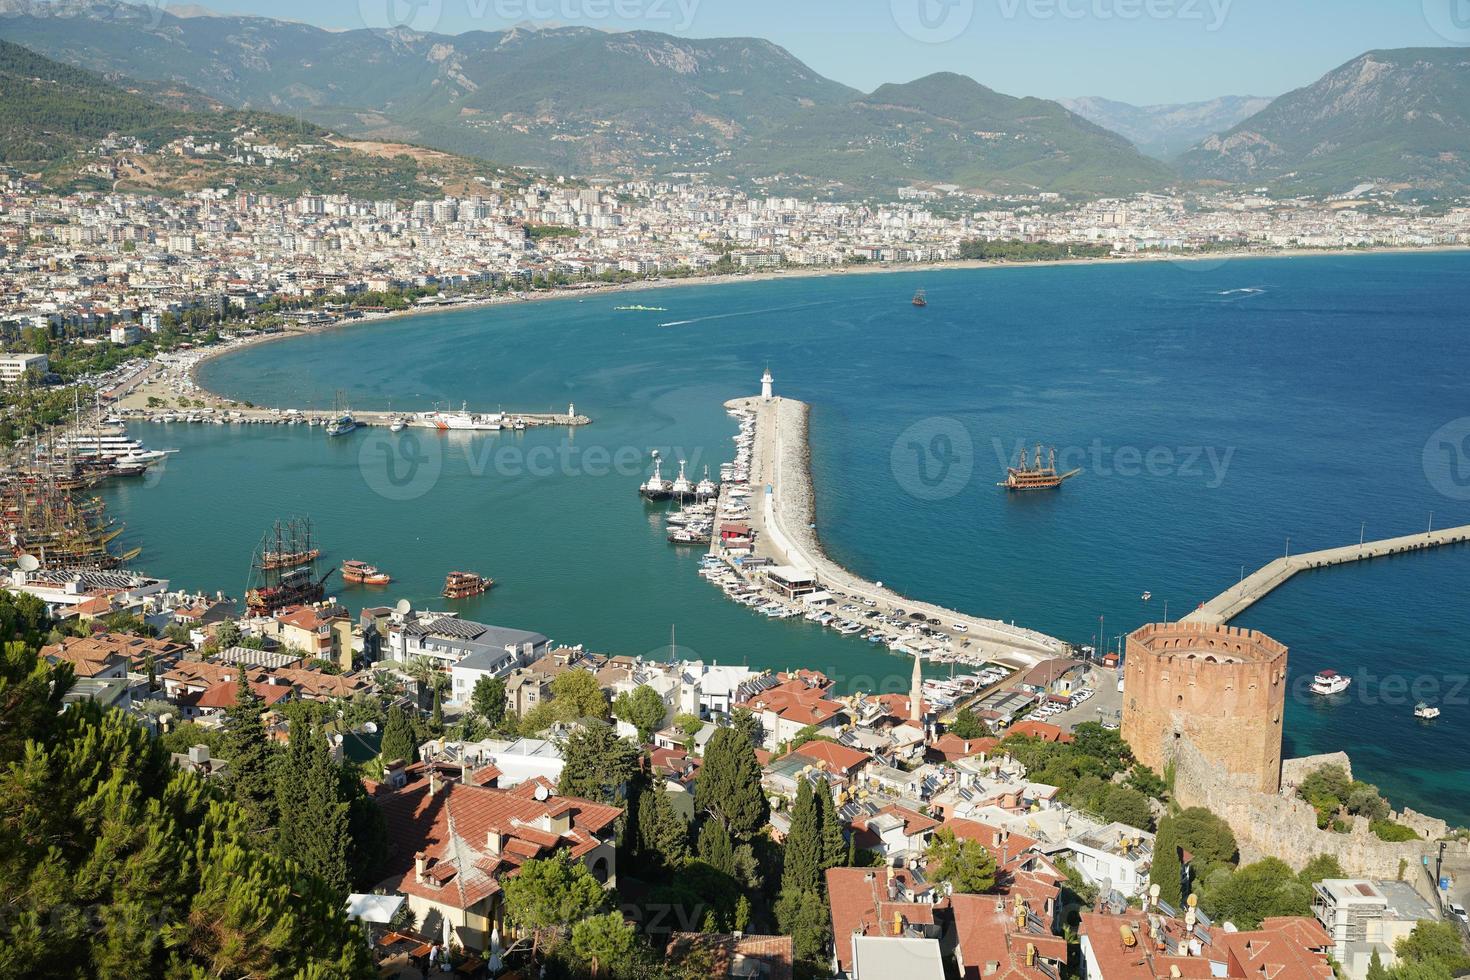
782,779,823,896
816,783,846,873
223,666,275,830
1150,818,1184,907
696,726,768,841
697,818,734,875
380,703,418,765
291,727,352,895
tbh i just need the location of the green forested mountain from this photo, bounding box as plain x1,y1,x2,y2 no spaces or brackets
1176,48,1470,192
0,2,1168,194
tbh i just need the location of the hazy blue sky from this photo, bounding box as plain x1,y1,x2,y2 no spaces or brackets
169,0,1468,104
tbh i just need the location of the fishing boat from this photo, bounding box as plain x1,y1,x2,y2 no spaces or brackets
443,570,493,599
1414,702,1441,720
639,450,674,501
998,444,1080,491
341,560,391,585
1310,670,1351,696
912,289,927,307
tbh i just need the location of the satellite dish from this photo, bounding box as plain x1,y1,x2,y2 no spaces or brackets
533,783,549,801
363,721,379,734
395,598,411,615
16,554,39,572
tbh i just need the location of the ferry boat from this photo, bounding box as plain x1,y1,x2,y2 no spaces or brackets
443,570,493,599
912,289,927,307
999,444,1081,491
417,405,504,431
341,560,391,585
1310,669,1351,696
1414,702,1441,720
639,450,674,501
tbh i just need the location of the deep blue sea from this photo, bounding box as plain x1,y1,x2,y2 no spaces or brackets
100,253,1470,824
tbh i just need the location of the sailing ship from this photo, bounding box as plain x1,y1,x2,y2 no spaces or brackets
341,560,391,585
912,289,927,307
443,571,493,599
245,517,332,615
257,518,320,569
998,444,1081,491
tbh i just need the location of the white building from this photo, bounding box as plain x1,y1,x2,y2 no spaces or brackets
0,352,48,385
1065,822,1156,898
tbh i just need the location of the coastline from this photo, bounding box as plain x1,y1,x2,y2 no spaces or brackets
177,242,1470,410
724,393,1065,669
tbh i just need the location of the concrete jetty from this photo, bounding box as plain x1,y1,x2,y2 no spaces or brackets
727,394,1066,668
1182,524,1470,626
114,406,590,428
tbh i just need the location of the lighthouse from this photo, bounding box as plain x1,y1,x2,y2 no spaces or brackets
760,366,773,401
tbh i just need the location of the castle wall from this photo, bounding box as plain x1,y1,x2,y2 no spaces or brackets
1121,622,1286,794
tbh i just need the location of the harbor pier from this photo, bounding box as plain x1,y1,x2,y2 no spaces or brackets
1182,524,1470,626
723,394,1066,668
113,406,591,428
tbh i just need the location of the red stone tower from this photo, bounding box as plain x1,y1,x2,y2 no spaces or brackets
1120,622,1287,794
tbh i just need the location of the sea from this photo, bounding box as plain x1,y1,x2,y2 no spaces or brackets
98,252,1470,825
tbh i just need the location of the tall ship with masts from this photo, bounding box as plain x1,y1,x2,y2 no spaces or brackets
245,517,333,615
998,444,1080,491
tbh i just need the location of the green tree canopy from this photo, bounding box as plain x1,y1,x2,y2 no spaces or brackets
502,850,609,935
550,669,609,722
612,685,668,743
949,707,989,739
927,826,998,894
558,722,640,804
471,675,507,729
696,726,769,841
380,702,418,766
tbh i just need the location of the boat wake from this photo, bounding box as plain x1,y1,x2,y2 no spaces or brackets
659,301,834,328
1217,287,1266,296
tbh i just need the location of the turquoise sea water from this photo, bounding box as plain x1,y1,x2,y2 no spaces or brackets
100,253,1470,823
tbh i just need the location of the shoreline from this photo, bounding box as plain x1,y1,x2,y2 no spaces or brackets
176,242,1470,410
722,393,1065,669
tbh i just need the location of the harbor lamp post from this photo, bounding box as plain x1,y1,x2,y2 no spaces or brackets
1360,522,1365,548
1285,536,1291,559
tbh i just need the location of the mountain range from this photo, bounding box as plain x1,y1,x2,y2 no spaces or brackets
1059,95,1272,161
0,0,1168,195
1,1,1468,196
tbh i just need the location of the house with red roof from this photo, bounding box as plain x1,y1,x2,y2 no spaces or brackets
848,804,941,860
1008,720,1075,744
826,865,943,979
370,769,621,953
951,892,1069,980
788,740,874,784
737,677,847,749
928,733,1000,763
1079,910,1334,980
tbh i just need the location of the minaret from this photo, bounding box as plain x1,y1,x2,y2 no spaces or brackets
910,650,923,724
760,366,774,401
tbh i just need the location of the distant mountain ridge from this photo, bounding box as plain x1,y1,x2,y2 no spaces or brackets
0,0,1167,194
1175,48,1470,193
1059,95,1272,160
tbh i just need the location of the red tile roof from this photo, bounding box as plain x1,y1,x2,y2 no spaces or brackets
825,866,936,975
952,893,1068,980
789,740,873,775
1008,721,1075,744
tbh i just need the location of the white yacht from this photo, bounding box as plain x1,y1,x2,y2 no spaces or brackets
1414,702,1441,720
1310,670,1351,696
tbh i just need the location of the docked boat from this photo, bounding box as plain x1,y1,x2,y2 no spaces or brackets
1414,702,1441,720
388,416,407,433
639,451,674,501
998,443,1080,491
670,459,696,501
1310,670,1351,696
341,560,391,585
443,570,493,599
246,564,330,616
695,465,718,501
417,404,504,431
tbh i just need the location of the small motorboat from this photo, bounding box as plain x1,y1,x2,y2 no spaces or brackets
1310,669,1351,696
1414,702,1441,720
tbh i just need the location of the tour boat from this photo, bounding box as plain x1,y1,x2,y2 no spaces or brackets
1309,670,1351,696
341,560,391,586
999,443,1081,491
1414,702,1441,720
442,571,493,599
912,289,927,307
325,412,357,437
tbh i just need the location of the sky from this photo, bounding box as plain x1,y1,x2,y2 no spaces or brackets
162,0,1469,104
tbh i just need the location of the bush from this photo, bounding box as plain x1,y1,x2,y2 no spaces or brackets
1370,819,1420,842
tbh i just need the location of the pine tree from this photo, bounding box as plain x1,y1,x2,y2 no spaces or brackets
696,726,768,841
816,783,846,873
782,779,823,896
223,665,275,830
380,703,418,765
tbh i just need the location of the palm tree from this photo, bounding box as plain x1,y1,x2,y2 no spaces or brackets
405,655,448,707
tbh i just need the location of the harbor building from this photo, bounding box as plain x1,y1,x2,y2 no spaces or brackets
1121,622,1287,794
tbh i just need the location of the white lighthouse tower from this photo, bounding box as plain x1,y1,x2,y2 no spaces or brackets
760,366,774,401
